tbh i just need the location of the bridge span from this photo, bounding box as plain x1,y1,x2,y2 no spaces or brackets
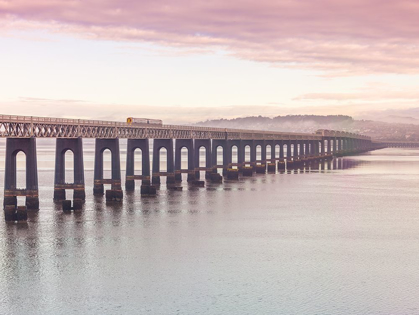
374,141,419,148
0,114,382,221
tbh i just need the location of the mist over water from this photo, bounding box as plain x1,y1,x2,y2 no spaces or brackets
1,144,419,315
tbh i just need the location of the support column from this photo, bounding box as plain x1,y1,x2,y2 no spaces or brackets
239,140,253,174
125,139,150,190
194,139,211,179
265,140,275,172
304,140,309,157
152,139,175,185
93,138,122,200
294,140,300,158
327,138,332,154
279,141,284,159
175,139,195,182
4,138,39,212
307,140,312,156
266,140,275,161
286,140,292,160
314,140,320,156
237,140,245,169
54,137,85,201
253,140,266,173
212,140,228,175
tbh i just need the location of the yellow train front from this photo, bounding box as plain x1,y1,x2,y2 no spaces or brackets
126,117,163,126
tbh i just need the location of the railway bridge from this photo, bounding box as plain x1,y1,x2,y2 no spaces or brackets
0,115,381,220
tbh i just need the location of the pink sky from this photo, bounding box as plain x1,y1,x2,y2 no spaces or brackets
1,0,419,122
2,0,419,74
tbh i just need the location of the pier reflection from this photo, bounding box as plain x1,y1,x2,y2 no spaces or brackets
280,157,363,174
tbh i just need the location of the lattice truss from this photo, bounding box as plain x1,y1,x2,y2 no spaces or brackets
0,115,370,141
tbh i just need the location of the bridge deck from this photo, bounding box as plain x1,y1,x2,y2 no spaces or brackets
0,115,369,141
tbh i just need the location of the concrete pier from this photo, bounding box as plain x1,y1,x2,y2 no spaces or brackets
152,139,175,185
54,138,85,202
240,140,254,172
3,138,39,212
194,139,212,179
212,140,228,176
93,138,123,201
125,139,151,190
175,139,194,182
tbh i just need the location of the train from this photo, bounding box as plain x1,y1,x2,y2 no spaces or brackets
126,117,163,126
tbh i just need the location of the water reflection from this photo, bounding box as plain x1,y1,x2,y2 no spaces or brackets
2,149,419,314
279,156,365,174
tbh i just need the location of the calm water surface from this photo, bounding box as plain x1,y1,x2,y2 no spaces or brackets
1,144,419,315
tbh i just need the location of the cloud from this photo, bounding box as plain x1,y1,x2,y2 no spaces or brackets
2,1,419,75
295,90,419,101
19,96,86,103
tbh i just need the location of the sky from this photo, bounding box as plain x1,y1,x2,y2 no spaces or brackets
1,0,419,123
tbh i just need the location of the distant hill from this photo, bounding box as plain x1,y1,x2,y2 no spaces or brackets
195,115,419,142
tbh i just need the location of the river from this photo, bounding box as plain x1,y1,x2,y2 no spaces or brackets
1,144,419,314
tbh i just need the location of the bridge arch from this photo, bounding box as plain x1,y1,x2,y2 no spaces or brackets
14,150,26,190
102,148,112,179
216,146,224,165
275,144,280,158
133,148,142,175
244,145,251,162
266,144,272,160
194,139,212,180
125,139,150,190
198,146,206,167
256,145,262,161
231,145,238,165
158,147,168,172
64,149,74,184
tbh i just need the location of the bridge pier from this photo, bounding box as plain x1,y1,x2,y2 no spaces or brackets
333,138,338,155
306,140,312,157
303,140,309,158
212,140,228,176
194,139,211,179
152,139,175,185
93,138,123,201
320,139,326,157
125,139,151,191
284,140,290,160
3,138,39,214
296,140,301,159
53,138,85,202
239,140,253,172
253,140,266,173
342,138,348,154
314,140,320,159
326,138,332,155
279,141,284,159
225,140,241,172
175,139,195,182
265,140,275,172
